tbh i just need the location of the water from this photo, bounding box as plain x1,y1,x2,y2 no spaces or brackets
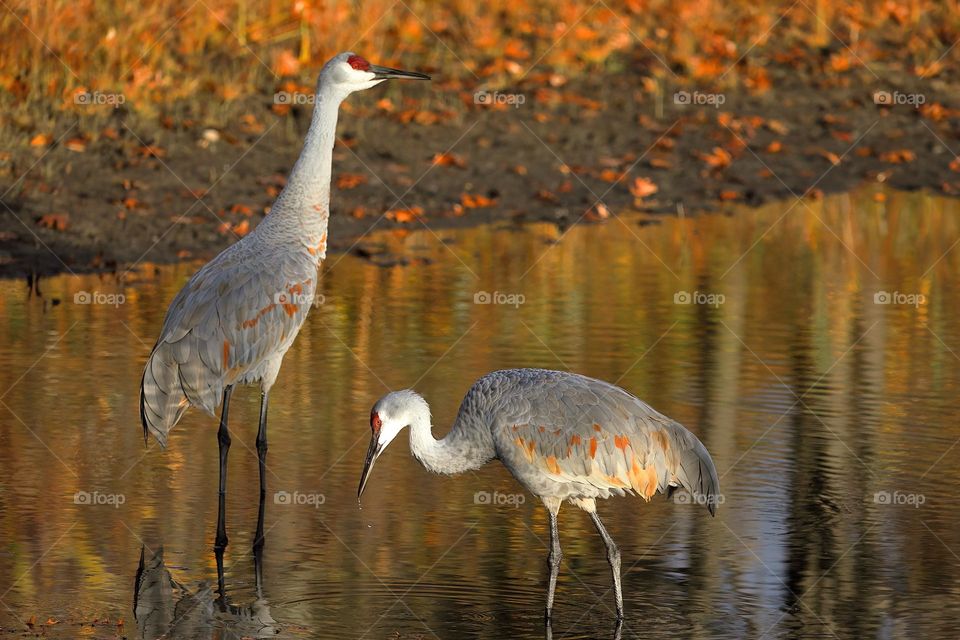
1,188,958,639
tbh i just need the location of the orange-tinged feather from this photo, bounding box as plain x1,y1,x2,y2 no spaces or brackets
546,456,561,474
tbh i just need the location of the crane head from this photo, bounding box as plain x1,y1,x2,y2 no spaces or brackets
323,52,430,95
357,390,428,501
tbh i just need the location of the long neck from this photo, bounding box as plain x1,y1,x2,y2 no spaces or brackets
260,85,343,239
408,404,494,476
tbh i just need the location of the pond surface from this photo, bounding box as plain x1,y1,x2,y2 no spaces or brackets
1,188,959,639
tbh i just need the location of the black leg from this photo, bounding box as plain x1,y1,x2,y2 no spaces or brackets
254,390,269,551
215,386,233,553
589,511,623,620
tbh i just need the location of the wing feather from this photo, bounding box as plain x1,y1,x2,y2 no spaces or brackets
140,244,318,446
489,369,720,514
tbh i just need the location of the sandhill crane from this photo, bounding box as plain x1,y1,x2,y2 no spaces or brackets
140,52,430,558
134,545,276,639
358,368,720,621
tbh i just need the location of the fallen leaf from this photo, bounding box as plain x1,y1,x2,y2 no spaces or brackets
700,147,732,169
137,145,166,158
535,189,559,204
584,203,611,222
818,150,842,166
37,213,69,230
386,206,424,223
65,138,87,152
336,173,368,189
879,149,916,164
233,220,251,236
30,133,51,147
766,141,783,153
431,152,466,169
629,177,658,198
461,193,496,208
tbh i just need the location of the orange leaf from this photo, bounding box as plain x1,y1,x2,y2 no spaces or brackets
766,141,782,153
700,147,732,169
879,149,916,164
535,189,559,204
431,152,466,169
37,213,69,230
461,193,496,208
584,203,611,222
65,138,87,153
30,133,51,147
386,206,424,223
629,177,658,198
274,50,300,76
818,150,842,166
336,173,368,189
233,220,251,236
598,169,623,183
138,145,166,158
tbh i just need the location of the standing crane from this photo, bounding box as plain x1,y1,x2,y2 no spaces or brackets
140,52,430,559
357,368,720,621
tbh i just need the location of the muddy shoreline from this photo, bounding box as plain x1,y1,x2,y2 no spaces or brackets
2,61,958,279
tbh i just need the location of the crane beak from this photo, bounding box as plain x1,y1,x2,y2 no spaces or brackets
357,436,382,502
370,64,431,81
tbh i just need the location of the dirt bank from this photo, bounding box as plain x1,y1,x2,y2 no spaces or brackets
2,58,958,279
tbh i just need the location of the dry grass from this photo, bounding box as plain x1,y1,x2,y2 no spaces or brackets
1,0,958,113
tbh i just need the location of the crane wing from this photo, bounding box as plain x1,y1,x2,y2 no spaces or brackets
489,369,720,514
140,245,318,446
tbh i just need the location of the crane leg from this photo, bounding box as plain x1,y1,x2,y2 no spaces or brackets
544,497,563,622
215,386,233,553
254,390,269,551
589,511,624,619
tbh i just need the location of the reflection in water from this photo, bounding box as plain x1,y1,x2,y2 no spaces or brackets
134,544,276,639
1,188,960,638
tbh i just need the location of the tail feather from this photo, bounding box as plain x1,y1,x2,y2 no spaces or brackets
140,339,219,448
671,428,722,516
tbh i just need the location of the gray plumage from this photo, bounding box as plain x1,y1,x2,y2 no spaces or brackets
140,52,429,446
360,368,720,620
